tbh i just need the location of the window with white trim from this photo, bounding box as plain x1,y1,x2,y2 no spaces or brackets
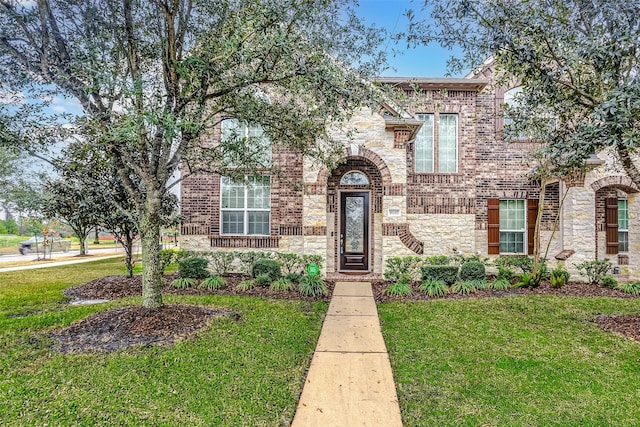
619,199,629,252
221,119,271,167
439,114,458,173
221,176,271,235
415,114,434,172
499,199,526,254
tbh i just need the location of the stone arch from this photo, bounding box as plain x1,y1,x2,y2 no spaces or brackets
591,176,640,194
311,146,393,190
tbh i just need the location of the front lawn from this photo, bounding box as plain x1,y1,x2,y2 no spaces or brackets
379,296,640,426
0,260,326,426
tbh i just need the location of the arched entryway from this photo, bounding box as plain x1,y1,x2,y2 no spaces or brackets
326,157,384,274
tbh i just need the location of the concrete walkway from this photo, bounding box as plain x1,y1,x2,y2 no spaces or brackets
291,282,403,427
0,254,123,273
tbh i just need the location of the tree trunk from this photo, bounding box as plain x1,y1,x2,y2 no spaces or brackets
617,144,640,189
123,231,135,278
139,191,164,309
94,227,100,244
531,179,547,288
78,232,87,256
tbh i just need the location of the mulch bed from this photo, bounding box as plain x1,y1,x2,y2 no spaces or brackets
51,304,232,353
53,275,640,353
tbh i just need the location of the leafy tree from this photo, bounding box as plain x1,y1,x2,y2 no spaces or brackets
0,0,385,309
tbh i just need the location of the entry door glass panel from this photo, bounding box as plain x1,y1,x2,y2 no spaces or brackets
345,196,365,252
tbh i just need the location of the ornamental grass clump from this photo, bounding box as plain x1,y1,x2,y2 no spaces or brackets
200,275,227,290
385,281,412,297
236,279,255,292
298,274,328,297
419,279,448,298
270,278,295,292
452,280,477,295
488,278,511,290
170,277,196,289
617,282,640,295
550,266,570,289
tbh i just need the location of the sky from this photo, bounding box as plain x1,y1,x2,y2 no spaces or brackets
356,0,464,77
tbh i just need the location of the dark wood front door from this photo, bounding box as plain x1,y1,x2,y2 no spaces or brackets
340,192,369,271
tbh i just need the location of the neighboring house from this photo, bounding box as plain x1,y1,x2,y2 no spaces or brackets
180,72,639,281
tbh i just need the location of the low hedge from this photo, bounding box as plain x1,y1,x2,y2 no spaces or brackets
421,265,459,285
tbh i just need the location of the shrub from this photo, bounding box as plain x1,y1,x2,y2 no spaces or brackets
255,273,272,287
384,256,422,283
601,275,618,289
424,255,450,265
574,259,612,286
251,259,282,281
236,279,255,292
451,280,477,295
421,265,459,285
302,255,324,271
515,273,534,289
298,274,328,297
497,266,515,282
170,277,195,289
550,266,570,289
270,278,295,292
276,253,304,275
159,249,186,273
209,251,235,276
617,282,640,295
385,282,412,297
459,261,486,281
237,252,272,275
419,279,448,298
200,275,227,290
285,272,302,283
178,257,210,279
488,278,511,290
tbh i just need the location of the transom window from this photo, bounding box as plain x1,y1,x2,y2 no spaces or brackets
619,199,629,252
221,119,271,167
340,171,369,185
499,199,526,254
415,113,458,173
221,176,271,235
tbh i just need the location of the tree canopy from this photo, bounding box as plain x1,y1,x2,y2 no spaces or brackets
410,0,640,182
0,0,386,308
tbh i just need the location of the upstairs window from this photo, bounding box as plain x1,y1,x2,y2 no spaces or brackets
221,119,271,167
415,113,458,173
221,176,271,235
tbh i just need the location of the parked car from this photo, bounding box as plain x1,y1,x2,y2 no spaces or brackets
18,236,71,255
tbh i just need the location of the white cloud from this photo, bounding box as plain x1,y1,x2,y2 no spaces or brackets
52,105,67,113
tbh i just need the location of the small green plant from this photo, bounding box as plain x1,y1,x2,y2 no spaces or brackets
237,252,272,275
284,272,302,283
298,274,328,297
421,265,459,285
270,277,295,292
488,278,511,290
276,253,304,275
384,256,422,283
419,279,448,298
302,255,324,271
515,273,534,289
385,281,412,297
473,279,488,290
200,275,227,290
236,279,255,292
159,249,186,273
255,273,272,287
550,266,570,289
423,255,450,265
451,280,477,295
574,259,612,286
178,257,210,279
252,259,282,281
170,277,196,289
459,261,486,281
616,282,640,295
497,266,515,282
601,275,618,289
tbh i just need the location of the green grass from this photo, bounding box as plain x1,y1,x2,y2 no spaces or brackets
0,259,327,426
379,296,640,426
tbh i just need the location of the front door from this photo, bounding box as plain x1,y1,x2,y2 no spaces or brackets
340,192,369,271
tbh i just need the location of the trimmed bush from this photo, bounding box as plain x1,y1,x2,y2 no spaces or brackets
459,261,486,281
601,275,618,289
251,259,282,281
424,255,450,265
178,257,210,279
421,265,459,285
419,279,448,298
298,274,328,297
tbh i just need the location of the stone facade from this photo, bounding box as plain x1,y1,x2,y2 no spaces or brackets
180,76,640,282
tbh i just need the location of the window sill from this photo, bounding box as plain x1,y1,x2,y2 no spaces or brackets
210,235,280,248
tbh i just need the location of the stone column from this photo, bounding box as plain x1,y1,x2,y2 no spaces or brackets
562,184,596,279
627,192,640,279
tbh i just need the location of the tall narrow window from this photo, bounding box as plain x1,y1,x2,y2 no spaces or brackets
439,114,458,172
221,119,271,167
619,199,629,252
221,176,271,235
415,113,434,172
499,199,526,254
